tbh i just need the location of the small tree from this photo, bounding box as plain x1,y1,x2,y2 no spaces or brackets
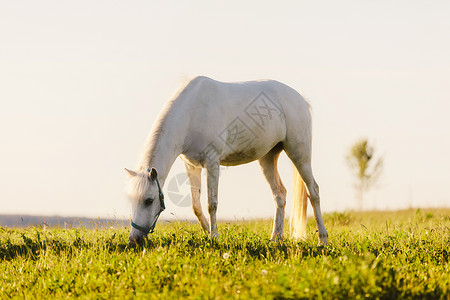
346,138,383,210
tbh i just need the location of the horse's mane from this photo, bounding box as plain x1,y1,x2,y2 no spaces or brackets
136,77,198,171
138,120,165,172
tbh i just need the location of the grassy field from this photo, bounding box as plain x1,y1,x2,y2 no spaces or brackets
1,209,449,299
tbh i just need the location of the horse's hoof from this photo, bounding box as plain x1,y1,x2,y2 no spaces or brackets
270,234,284,241
318,232,328,245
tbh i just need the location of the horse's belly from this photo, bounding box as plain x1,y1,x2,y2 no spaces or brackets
181,134,283,167
219,117,284,165
220,149,260,166
218,125,284,165
181,142,276,167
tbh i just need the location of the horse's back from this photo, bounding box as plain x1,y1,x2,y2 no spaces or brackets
183,76,310,120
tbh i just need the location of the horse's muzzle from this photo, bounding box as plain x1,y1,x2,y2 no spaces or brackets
128,231,147,247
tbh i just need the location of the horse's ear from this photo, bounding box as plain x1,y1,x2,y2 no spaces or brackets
149,168,158,181
125,168,138,177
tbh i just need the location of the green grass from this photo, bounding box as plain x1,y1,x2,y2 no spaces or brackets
1,209,449,299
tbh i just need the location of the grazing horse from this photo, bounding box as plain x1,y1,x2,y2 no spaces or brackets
125,76,328,246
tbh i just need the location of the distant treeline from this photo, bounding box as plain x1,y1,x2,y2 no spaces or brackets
0,215,129,229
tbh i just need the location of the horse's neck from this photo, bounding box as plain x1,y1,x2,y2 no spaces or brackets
139,108,186,184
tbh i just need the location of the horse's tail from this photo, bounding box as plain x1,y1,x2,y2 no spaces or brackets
289,167,308,240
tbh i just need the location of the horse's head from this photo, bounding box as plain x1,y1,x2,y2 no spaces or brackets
125,167,165,246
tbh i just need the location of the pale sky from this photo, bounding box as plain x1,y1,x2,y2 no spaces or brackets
1,1,449,221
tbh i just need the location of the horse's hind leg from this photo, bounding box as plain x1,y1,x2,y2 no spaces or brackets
184,163,210,234
259,144,287,240
284,142,328,244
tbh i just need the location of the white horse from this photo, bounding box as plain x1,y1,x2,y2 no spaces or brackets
125,76,328,246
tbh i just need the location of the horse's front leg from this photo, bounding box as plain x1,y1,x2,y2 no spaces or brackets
184,162,210,234
206,161,220,239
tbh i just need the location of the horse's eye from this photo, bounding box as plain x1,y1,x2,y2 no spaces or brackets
143,198,154,206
